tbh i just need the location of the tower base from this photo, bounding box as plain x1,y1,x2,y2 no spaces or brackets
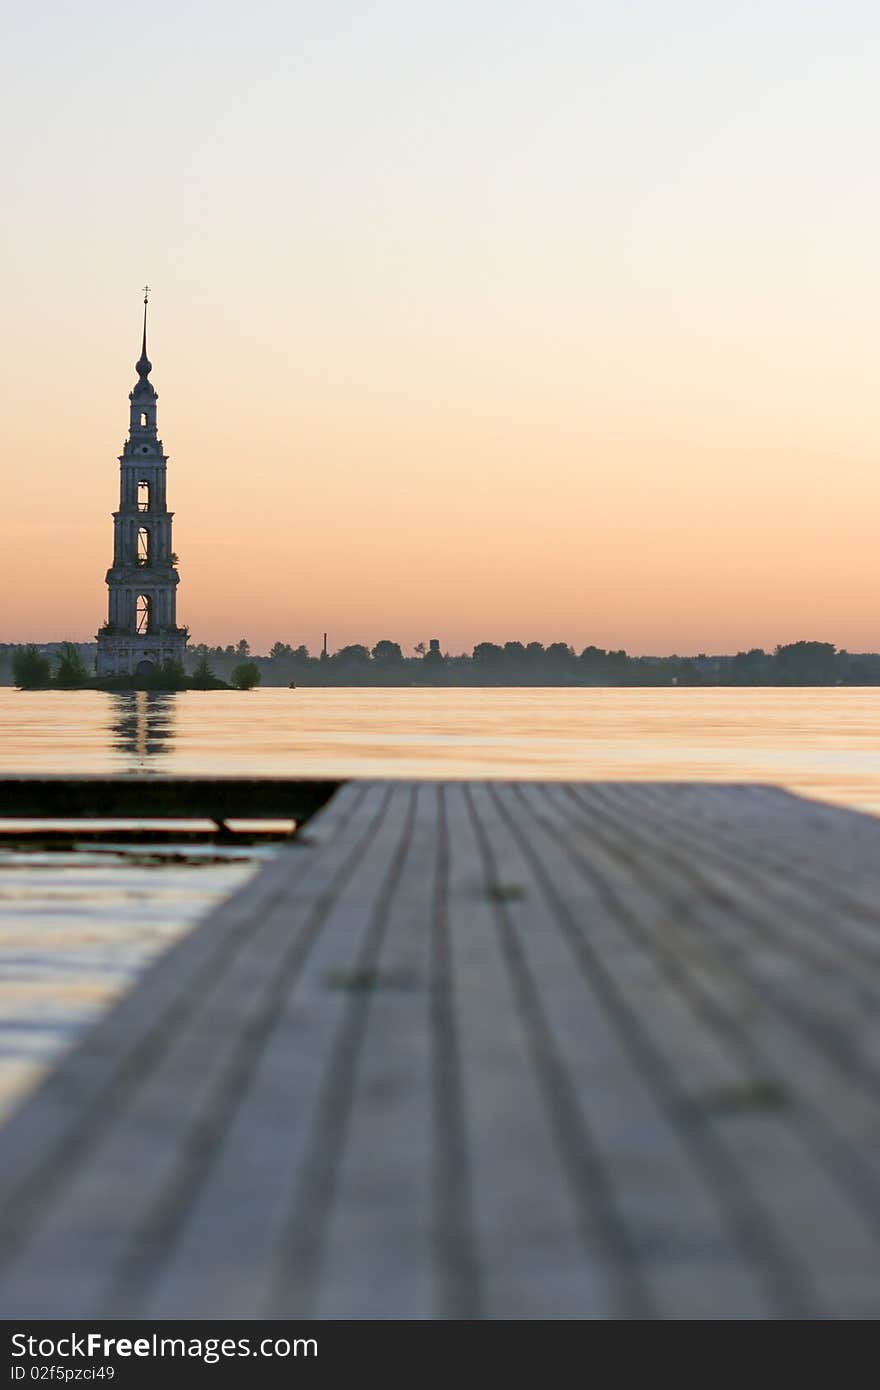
96,630,188,678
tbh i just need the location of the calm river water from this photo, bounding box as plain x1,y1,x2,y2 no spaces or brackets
1,685,879,1116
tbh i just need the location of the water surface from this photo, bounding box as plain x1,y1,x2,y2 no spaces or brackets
2,685,879,1118
4,686,880,812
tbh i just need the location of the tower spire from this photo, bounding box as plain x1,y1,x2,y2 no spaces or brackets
136,285,152,380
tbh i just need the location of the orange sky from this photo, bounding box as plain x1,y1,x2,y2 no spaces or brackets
2,3,879,656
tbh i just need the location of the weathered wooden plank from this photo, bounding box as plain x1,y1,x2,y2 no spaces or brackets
311,783,437,1319
425,783,482,1319
439,782,603,1319
625,781,880,910
470,783,773,1319
588,782,880,966
512,782,880,1317
563,785,880,1198
132,783,419,1321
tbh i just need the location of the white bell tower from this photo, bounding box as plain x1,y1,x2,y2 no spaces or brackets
96,290,188,677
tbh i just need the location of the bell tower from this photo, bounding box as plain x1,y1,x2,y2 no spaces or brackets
96,290,188,677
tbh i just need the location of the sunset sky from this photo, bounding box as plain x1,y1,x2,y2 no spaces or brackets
2,1,880,655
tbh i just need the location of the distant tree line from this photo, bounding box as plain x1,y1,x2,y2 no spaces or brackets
182,638,880,687
4,638,880,689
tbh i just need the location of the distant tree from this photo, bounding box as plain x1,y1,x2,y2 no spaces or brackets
525,642,545,661
333,644,371,665
774,641,836,684
546,642,575,663
235,639,251,658
55,642,89,686
472,642,503,664
677,658,702,685
731,648,769,683
503,641,526,660
270,641,293,660
413,642,428,657
844,655,880,684
12,646,51,689
190,653,218,688
155,659,186,687
231,660,261,690
733,648,768,666
372,640,403,663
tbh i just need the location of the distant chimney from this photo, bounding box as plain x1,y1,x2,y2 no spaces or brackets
320,632,328,661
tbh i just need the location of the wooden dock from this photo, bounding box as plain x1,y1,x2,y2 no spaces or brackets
1,779,880,1319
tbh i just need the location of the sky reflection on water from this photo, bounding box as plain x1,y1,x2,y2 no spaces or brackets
2,686,880,812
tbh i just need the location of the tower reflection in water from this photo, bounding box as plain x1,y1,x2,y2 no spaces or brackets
109,691,176,771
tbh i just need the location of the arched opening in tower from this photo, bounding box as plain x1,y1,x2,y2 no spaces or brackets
135,594,152,635
140,412,149,428
137,528,150,566
137,480,150,512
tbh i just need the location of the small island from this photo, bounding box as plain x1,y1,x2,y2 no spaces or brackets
10,644,261,692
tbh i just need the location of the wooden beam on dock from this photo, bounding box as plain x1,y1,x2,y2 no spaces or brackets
0,780,879,1319
0,775,340,824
